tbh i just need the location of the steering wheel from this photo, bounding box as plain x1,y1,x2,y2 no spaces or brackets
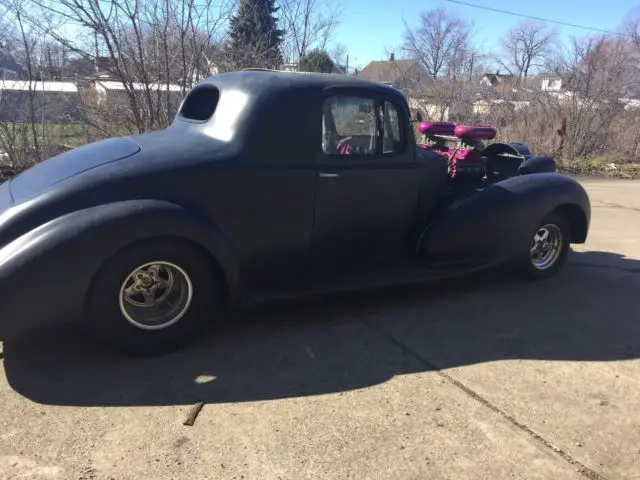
336,136,355,155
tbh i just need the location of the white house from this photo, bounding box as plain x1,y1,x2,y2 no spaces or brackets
540,75,563,92
0,80,81,122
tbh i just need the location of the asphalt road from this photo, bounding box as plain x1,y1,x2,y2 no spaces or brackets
1,178,639,480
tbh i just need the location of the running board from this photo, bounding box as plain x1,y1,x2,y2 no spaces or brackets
242,261,494,308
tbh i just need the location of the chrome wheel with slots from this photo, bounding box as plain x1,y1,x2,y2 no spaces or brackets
119,261,194,330
86,239,220,355
529,224,563,271
516,212,570,279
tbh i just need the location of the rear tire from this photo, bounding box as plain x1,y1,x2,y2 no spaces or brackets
516,212,570,279
85,238,220,355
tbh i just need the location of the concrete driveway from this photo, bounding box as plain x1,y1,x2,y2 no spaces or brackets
1,178,639,480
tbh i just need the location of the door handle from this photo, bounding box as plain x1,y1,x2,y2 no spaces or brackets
319,172,340,178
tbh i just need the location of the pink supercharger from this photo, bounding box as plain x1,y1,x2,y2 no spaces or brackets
416,121,498,180
417,121,456,137
418,122,497,141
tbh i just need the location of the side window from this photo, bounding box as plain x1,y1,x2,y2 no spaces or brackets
382,101,403,154
322,96,378,156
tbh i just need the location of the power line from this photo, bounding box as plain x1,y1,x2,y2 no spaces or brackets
445,0,633,37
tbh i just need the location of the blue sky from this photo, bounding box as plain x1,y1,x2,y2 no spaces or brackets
331,0,639,70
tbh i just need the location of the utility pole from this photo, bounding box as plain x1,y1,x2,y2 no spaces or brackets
469,52,475,83
346,55,349,75
61,44,66,78
94,31,99,73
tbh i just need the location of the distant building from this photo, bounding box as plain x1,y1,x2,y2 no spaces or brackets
0,48,23,80
281,61,347,74
471,98,531,116
480,72,517,88
540,75,563,91
0,80,82,122
88,73,184,97
357,54,431,89
83,71,184,117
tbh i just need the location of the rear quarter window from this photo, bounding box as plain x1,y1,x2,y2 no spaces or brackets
179,85,220,121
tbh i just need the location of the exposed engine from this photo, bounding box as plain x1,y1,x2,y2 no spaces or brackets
417,121,556,186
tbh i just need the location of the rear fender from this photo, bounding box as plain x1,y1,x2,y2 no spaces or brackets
420,173,591,263
0,200,241,311
519,156,557,175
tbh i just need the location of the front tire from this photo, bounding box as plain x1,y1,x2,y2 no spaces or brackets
516,212,570,279
85,239,220,355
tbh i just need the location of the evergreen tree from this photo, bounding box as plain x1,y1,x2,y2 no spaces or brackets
228,0,284,69
299,49,335,73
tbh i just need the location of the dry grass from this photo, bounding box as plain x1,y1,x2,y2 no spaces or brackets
558,157,640,179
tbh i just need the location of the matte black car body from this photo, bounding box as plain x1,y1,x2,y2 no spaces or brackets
0,70,591,341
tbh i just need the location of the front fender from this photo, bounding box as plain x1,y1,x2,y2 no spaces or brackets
0,200,240,340
421,173,591,263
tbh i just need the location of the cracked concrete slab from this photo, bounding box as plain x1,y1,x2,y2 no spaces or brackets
571,180,640,272
358,265,640,479
578,178,640,211
0,315,583,480
570,208,640,271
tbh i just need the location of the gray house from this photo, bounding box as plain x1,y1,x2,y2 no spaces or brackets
0,80,82,123
480,72,517,88
0,48,23,80
357,54,431,90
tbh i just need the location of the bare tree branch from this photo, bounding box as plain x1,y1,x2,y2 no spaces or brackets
500,21,557,81
18,0,232,132
402,8,474,81
277,0,341,64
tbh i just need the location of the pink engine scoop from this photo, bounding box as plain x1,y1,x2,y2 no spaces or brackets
418,121,456,137
454,124,497,141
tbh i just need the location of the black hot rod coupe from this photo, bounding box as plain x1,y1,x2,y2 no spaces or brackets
0,70,590,353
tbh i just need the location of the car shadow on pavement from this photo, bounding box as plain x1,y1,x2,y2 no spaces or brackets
3,249,640,407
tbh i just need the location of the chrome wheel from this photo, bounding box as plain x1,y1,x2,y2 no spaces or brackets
529,224,563,271
118,261,193,331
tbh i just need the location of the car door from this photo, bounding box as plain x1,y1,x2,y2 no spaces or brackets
310,90,422,275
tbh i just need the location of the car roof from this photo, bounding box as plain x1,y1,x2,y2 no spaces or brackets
199,69,406,99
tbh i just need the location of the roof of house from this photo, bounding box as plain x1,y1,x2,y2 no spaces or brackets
357,59,419,84
482,73,517,85
0,80,78,93
94,80,183,92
